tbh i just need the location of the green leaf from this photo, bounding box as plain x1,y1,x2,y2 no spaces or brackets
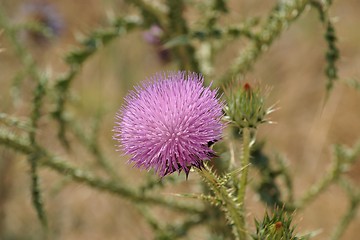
163,35,190,49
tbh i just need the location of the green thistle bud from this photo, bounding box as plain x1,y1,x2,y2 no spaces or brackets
252,208,308,240
224,82,274,129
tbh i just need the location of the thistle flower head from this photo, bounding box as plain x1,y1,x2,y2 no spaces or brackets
113,72,224,177
224,82,274,129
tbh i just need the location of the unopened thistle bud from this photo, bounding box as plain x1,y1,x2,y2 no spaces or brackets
253,209,307,240
224,82,274,129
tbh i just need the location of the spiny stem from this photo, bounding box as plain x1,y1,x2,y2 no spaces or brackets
237,127,251,240
294,142,360,209
53,16,142,149
295,157,340,209
28,154,48,230
218,0,310,87
197,166,245,239
67,117,121,181
1,6,49,230
0,113,32,131
40,152,202,214
125,0,167,27
0,130,202,214
330,198,359,240
238,128,251,201
330,178,360,240
166,0,199,71
0,6,39,82
28,75,48,231
135,205,162,231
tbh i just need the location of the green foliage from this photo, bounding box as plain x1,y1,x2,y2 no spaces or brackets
218,0,310,87
52,16,143,148
0,113,32,131
324,22,339,91
28,153,48,230
310,0,340,95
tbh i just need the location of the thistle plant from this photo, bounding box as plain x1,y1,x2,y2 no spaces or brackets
0,0,359,240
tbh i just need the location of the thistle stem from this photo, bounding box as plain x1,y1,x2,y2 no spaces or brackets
330,178,360,240
197,166,245,239
330,198,359,240
217,0,310,87
237,127,251,239
295,150,342,209
0,128,202,214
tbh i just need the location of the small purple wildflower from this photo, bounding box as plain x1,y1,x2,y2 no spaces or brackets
18,2,63,45
143,25,163,45
113,72,224,177
143,25,171,64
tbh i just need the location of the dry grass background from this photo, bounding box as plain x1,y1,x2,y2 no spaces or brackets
0,0,360,239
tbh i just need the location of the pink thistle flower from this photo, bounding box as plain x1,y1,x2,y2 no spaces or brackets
113,72,224,177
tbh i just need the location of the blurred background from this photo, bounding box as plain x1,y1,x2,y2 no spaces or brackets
0,0,359,239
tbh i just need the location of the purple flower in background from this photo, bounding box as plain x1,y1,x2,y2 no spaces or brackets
18,1,63,45
143,25,163,45
113,72,224,177
143,25,171,64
